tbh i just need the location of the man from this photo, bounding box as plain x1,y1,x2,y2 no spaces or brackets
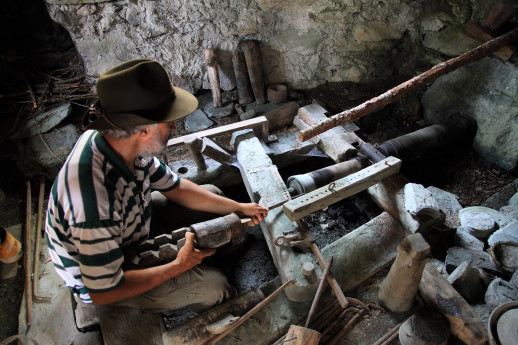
45,59,268,313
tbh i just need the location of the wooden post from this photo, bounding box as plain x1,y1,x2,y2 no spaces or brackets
419,263,488,345
284,325,321,345
378,233,431,313
25,180,32,327
298,26,518,142
262,101,299,131
242,40,266,104
204,48,222,107
184,136,207,171
232,50,254,105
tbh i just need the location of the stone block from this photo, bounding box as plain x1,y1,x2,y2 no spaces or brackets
139,250,161,267
455,226,485,251
499,205,518,222
447,262,487,304
510,270,518,289
201,137,234,165
485,278,518,309
488,220,518,247
159,243,178,263
185,109,214,132
427,186,462,228
404,183,441,218
488,241,518,275
459,207,497,238
153,234,173,247
445,246,498,275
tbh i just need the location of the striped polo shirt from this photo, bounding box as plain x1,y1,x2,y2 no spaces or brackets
45,130,179,303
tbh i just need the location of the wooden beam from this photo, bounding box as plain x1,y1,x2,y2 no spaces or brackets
167,116,269,147
282,156,402,222
419,263,488,345
242,40,266,104
298,26,518,142
232,50,254,105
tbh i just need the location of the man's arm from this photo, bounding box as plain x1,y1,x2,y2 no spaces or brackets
89,232,214,305
162,179,268,225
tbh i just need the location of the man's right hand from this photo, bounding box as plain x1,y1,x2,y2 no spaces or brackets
175,232,216,270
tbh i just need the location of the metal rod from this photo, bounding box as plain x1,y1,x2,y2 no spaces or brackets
305,257,333,327
25,180,32,326
372,321,403,345
326,308,365,345
205,279,295,345
33,176,50,301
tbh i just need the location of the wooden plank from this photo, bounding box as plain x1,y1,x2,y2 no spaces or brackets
232,50,254,105
282,157,402,222
296,103,358,162
463,21,516,60
167,116,269,147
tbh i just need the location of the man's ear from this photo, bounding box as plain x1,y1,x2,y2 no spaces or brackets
138,125,153,137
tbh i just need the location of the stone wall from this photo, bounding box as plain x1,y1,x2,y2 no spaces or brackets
45,0,496,92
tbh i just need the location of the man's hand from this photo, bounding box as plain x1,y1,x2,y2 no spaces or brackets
175,232,216,269
236,203,269,225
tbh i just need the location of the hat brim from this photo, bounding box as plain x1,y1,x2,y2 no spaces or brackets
84,86,198,130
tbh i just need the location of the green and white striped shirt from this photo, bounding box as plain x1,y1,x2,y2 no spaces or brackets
45,130,179,303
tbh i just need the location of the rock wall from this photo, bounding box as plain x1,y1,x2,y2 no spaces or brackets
44,0,496,92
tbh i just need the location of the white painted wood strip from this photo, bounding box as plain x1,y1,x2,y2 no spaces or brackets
282,156,402,221
167,116,269,147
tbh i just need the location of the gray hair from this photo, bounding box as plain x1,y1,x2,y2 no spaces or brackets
98,124,158,139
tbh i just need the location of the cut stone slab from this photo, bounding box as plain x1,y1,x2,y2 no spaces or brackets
445,246,499,275
404,183,441,218
204,100,235,118
459,207,497,238
447,262,487,304
488,220,518,247
485,278,518,309
184,109,214,132
455,227,485,252
482,179,518,210
427,186,462,228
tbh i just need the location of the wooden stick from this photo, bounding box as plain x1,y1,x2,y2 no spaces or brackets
204,48,222,107
33,176,50,301
205,279,295,345
232,50,254,105
242,40,266,104
298,26,518,142
25,180,32,326
308,241,348,308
